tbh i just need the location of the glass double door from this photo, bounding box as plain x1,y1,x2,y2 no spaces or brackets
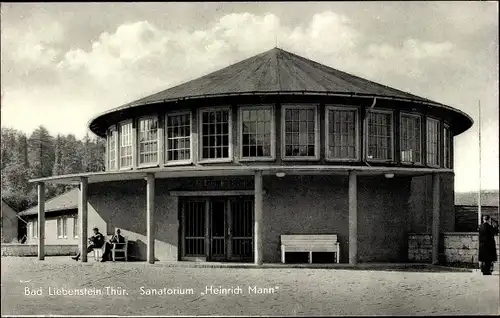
180,196,254,262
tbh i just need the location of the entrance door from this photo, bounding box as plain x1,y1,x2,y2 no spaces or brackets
180,196,254,262
180,199,206,260
209,199,226,261
228,198,254,261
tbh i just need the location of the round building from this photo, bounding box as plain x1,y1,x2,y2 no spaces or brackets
32,48,473,264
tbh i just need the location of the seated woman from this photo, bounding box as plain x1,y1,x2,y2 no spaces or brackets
71,227,105,261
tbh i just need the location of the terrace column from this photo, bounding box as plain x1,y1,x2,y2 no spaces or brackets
254,170,263,265
432,173,441,265
146,173,155,264
79,177,88,262
37,182,45,260
348,171,358,265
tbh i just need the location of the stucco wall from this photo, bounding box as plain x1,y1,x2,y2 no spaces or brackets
24,208,105,247
408,173,455,233
81,174,446,263
1,244,77,256
262,175,412,263
408,232,500,264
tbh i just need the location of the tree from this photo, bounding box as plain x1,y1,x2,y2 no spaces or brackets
27,126,55,179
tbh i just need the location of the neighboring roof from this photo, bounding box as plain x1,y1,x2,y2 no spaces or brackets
2,199,17,216
18,188,79,216
455,190,499,207
89,47,473,137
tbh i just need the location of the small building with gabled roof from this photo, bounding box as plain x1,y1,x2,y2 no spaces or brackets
29,47,473,264
1,199,19,243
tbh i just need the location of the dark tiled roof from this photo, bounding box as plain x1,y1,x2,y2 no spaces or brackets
455,190,499,207
89,47,473,137
19,188,79,216
121,48,435,107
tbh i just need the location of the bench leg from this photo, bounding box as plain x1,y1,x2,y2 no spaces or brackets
281,246,285,264
308,251,312,264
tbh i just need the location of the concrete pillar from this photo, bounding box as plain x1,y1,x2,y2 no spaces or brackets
146,173,155,264
79,177,88,262
432,173,440,264
348,171,358,265
254,170,263,265
37,182,45,260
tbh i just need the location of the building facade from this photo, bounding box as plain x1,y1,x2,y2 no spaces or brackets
30,48,473,264
1,200,18,243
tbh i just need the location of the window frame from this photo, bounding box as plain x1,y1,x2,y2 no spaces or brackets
443,123,452,169
426,116,441,167
366,108,395,162
198,106,233,163
137,115,160,168
31,219,38,239
73,215,79,238
164,111,193,166
399,112,423,165
118,119,134,170
239,104,276,162
281,104,320,161
57,216,68,239
324,105,360,162
107,125,118,171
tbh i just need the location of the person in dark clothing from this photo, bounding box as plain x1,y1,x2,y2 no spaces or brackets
71,227,105,261
101,229,126,262
478,215,499,275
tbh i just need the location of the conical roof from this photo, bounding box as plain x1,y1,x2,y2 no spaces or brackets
89,47,473,137
123,47,434,106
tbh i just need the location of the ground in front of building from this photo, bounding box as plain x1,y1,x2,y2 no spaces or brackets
1,257,498,316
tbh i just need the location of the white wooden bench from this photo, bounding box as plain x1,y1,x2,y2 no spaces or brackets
281,234,340,264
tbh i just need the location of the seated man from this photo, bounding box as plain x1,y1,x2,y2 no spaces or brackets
102,229,126,262
71,227,105,261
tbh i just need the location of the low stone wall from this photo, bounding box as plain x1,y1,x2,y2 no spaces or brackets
1,244,78,257
408,233,500,264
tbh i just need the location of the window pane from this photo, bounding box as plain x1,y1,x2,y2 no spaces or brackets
367,112,393,160
241,107,273,158
166,113,191,162
201,110,230,159
444,126,452,168
426,119,440,166
327,108,357,159
400,114,421,163
108,126,117,170
138,117,159,165
284,106,317,157
119,122,133,168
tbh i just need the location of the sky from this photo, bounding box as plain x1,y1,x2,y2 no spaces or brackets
1,2,498,192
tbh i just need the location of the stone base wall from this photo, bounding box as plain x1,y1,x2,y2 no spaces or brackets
408,233,500,264
1,244,78,257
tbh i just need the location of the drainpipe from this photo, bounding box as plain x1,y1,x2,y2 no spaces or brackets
363,97,377,166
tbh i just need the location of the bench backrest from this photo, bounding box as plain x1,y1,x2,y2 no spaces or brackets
281,234,338,251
